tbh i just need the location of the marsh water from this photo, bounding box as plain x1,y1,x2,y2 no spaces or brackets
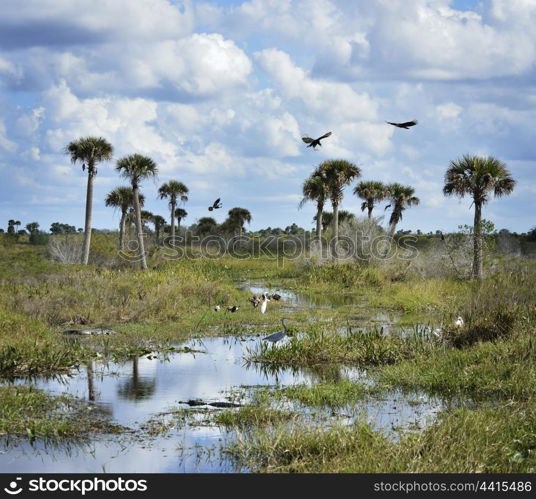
1,285,446,473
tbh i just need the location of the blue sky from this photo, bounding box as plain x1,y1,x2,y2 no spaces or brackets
0,0,535,234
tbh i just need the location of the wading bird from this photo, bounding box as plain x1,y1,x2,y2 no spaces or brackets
260,293,270,314
270,293,281,301
208,198,222,211
302,131,332,149
454,316,464,328
386,120,418,129
214,305,221,312
227,305,239,313
263,318,289,343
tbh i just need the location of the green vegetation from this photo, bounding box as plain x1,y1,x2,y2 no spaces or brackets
279,379,374,407
0,385,121,439
225,403,536,473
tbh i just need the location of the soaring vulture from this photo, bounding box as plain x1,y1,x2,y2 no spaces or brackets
386,120,418,129
302,131,332,148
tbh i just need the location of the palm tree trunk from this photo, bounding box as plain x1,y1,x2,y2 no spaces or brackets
315,204,323,242
367,200,373,219
119,210,126,251
332,201,339,260
155,227,160,246
133,184,147,270
473,200,483,279
170,200,176,242
81,170,94,265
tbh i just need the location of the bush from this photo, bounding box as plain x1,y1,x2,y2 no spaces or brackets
29,232,50,245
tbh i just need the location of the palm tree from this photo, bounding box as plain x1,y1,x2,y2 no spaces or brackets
175,208,188,230
65,136,113,264
354,180,388,219
299,173,329,243
26,222,39,234
224,207,252,235
386,183,420,238
152,215,166,246
317,210,356,231
196,217,218,236
116,154,158,270
105,187,144,250
315,159,361,247
443,154,515,279
158,181,189,242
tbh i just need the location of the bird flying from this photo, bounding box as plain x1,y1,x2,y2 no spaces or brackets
386,120,418,129
302,131,332,149
208,198,222,211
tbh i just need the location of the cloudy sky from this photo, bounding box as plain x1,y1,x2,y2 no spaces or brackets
1,0,535,234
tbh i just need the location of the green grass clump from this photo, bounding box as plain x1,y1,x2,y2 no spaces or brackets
279,379,373,408
249,326,433,367
213,405,294,428
0,385,121,438
0,310,86,377
225,403,536,473
379,331,536,399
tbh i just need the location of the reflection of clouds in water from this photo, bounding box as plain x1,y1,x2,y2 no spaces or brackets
1,334,451,473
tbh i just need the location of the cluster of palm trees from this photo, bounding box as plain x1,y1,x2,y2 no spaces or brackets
300,155,516,278
300,159,420,248
66,136,191,270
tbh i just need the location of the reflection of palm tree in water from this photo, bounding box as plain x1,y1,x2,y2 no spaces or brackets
117,356,157,401
86,361,95,401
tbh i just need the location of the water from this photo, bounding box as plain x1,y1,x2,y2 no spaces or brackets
0,336,445,473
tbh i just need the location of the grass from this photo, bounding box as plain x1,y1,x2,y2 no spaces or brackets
224,403,536,473
379,331,536,399
277,379,375,408
0,385,121,439
1,234,536,473
213,405,295,427
248,325,434,367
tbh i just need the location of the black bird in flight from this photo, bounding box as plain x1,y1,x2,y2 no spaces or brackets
208,198,222,211
386,120,418,129
302,131,332,149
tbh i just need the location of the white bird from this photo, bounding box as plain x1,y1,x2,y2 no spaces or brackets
454,316,464,328
263,318,289,343
260,293,270,314
214,305,221,312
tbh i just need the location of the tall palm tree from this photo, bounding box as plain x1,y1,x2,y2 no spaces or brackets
316,159,361,246
158,180,189,242
152,215,166,246
175,208,188,230
65,136,113,264
116,154,158,270
386,183,420,237
225,207,252,235
299,173,329,242
443,154,515,279
354,180,388,219
105,187,145,250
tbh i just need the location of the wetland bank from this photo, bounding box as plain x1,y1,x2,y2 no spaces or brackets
0,234,534,473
